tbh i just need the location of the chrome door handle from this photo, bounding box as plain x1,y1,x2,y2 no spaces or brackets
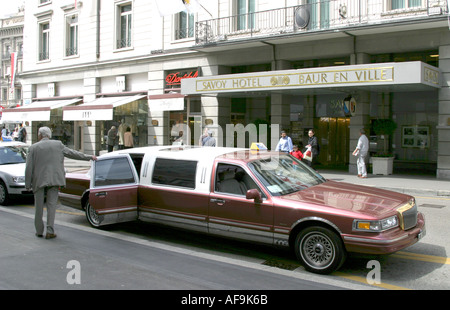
210,198,225,204
95,192,107,197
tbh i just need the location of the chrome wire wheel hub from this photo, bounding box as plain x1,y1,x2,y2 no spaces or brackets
87,204,100,226
302,232,335,269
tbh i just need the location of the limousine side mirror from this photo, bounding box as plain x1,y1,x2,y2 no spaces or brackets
246,189,262,204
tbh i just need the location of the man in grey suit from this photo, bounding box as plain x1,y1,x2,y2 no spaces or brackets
25,127,97,239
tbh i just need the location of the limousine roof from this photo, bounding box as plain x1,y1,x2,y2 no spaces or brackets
104,145,277,163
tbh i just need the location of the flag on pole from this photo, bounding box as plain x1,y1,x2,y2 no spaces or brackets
182,0,201,13
10,52,17,97
154,0,186,16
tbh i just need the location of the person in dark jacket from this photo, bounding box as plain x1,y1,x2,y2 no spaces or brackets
306,129,319,168
107,126,117,152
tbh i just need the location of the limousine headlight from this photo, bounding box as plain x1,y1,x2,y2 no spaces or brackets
353,215,399,232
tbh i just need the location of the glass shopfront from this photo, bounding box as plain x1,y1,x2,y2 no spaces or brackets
32,108,75,148
99,97,148,151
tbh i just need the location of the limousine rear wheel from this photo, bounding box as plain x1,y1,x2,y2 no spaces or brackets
85,201,100,227
294,226,346,275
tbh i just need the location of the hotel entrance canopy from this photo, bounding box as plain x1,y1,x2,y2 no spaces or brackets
181,61,440,96
1,98,82,122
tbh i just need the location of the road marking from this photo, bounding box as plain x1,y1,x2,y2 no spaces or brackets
416,196,450,201
393,251,450,265
333,272,410,290
14,204,85,216
56,209,84,216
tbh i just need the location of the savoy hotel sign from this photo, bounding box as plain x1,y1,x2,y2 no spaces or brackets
182,62,440,95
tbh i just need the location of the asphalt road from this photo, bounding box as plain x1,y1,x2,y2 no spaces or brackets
0,207,352,292
1,193,449,292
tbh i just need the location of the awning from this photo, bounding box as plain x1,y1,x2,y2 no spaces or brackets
63,94,146,121
1,98,82,122
148,93,185,112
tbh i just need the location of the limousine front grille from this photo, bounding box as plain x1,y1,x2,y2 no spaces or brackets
397,201,418,230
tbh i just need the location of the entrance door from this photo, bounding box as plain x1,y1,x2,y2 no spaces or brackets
314,117,350,167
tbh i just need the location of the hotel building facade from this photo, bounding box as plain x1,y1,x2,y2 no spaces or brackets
5,0,450,178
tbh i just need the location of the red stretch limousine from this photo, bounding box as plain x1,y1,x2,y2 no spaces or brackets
59,146,425,274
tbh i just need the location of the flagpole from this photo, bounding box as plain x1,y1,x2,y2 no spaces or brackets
199,3,212,18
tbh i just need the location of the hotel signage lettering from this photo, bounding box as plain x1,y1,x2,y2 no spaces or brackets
195,67,394,92
181,62,441,95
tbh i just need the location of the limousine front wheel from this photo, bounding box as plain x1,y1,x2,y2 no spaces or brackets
85,201,100,227
294,226,346,274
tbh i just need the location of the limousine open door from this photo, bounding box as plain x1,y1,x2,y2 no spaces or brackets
86,154,139,227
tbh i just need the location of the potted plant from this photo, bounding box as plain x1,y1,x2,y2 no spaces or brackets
371,119,397,175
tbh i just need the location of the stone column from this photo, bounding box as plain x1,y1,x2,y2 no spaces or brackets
270,60,291,149
437,43,450,179
348,91,371,174
82,76,100,155
348,53,371,174
148,64,167,146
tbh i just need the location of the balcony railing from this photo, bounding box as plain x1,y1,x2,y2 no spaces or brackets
196,0,449,45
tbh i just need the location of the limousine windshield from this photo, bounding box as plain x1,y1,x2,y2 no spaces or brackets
248,154,326,196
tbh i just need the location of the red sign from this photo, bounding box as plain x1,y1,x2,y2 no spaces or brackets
165,71,198,87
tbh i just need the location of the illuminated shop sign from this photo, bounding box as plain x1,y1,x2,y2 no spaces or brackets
165,70,199,88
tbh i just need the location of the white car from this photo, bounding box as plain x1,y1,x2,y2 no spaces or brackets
0,141,32,205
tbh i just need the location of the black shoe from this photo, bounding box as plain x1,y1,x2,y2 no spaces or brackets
35,233,43,238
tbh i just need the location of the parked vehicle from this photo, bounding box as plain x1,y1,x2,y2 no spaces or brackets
0,141,32,205
59,146,425,274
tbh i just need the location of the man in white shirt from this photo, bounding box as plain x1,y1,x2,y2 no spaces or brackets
353,128,369,178
275,130,293,153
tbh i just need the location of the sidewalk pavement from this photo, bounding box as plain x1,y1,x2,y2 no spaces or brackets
319,169,450,197
64,158,450,197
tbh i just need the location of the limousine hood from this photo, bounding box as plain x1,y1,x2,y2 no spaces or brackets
280,180,409,218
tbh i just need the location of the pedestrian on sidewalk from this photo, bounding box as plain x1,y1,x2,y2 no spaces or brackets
275,130,293,153
353,128,369,178
290,145,304,160
124,127,134,149
107,125,117,152
25,126,97,239
305,129,319,168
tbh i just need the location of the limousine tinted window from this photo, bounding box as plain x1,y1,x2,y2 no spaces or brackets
152,158,197,189
94,157,136,187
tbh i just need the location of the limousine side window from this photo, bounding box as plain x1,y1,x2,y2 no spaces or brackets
152,158,197,189
94,157,136,187
215,163,261,197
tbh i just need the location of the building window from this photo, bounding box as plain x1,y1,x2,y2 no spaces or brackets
391,0,422,9
65,15,78,57
236,0,255,31
307,0,329,30
117,3,132,49
39,22,50,61
175,11,194,40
